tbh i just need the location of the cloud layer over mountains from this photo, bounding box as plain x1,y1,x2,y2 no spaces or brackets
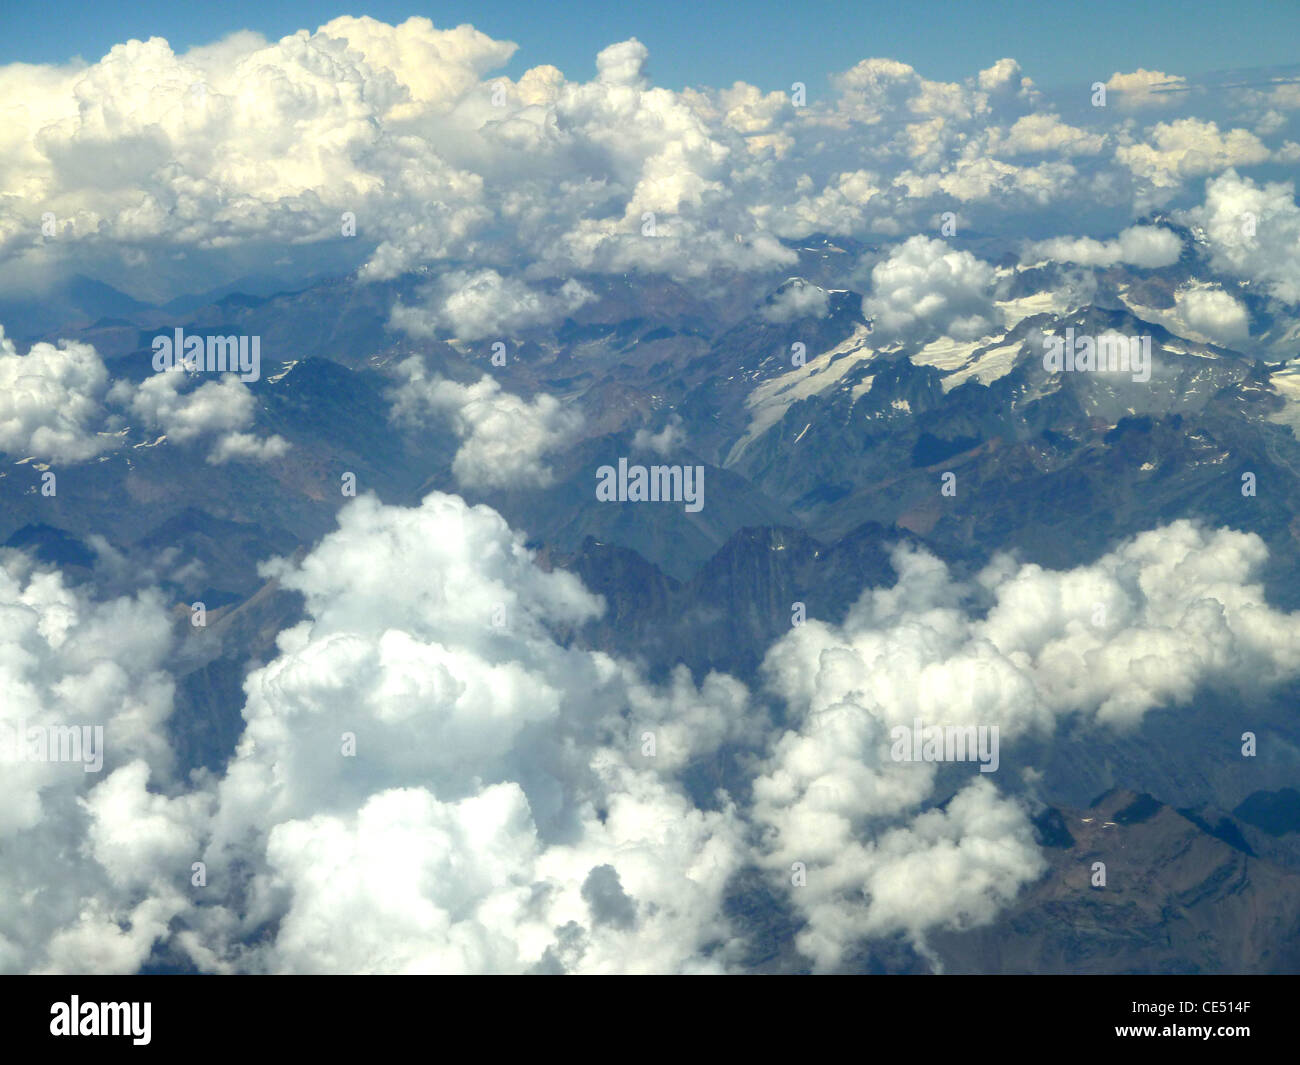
1,16,1298,466
0,326,286,464
2,16,1299,333
4,16,1300,975
4,493,1300,973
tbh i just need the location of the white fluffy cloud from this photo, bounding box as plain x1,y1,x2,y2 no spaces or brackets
0,490,762,974
188,491,757,973
5,494,1300,974
864,236,998,341
0,325,286,465
390,270,595,341
1102,69,1186,109
1117,119,1270,195
757,171,884,238
1175,285,1251,344
632,414,687,456
993,113,1105,157
117,371,288,464
0,21,1292,309
832,58,985,125
761,279,832,323
1023,225,1183,269
752,520,1300,968
0,328,111,462
0,550,207,974
206,430,291,465
390,362,581,489
1179,170,1300,303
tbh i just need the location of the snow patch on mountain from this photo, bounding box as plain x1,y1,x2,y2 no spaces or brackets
726,324,874,464
911,332,1025,392
998,289,1072,329
940,341,1024,391
1266,365,1300,437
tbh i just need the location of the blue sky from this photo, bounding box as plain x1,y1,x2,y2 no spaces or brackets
4,0,1300,95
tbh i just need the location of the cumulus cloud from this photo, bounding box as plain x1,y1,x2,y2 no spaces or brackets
1179,170,1300,303
0,24,1291,310
595,38,650,90
0,550,207,974
6,489,1300,974
0,325,286,466
761,279,832,323
632,414,686,456
993,113,1105,157
0,329,111,462
112,371,288,464
977,58,1025,95
751,520,1300,968
390,362,581,489
207,431,291,465
1117,119,1270,195
864,236,998,341
1175,286,1251,344
832,57,984,125
0,489,762,974
893,151,1077,206
390,270,595,341
188,491,757,973
756,170,884,238
1102,68,1186,109
1022,224,1183,268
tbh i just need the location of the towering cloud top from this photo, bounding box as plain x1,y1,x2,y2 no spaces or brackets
2,16,1296,327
